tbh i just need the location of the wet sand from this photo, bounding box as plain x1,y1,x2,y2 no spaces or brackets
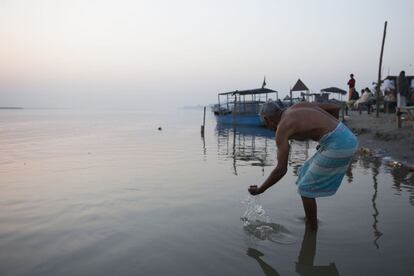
344,110,414,167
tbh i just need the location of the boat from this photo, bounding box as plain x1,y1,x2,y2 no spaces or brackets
213,86,278,127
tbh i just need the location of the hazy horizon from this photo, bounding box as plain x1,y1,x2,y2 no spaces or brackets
1,0,413,109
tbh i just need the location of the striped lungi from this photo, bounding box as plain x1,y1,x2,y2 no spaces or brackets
296,122,358,198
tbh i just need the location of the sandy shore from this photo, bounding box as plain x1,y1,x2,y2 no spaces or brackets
344,110,414,167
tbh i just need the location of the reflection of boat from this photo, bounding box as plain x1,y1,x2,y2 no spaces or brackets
289,140,314,176
216,124,275,139
215,125,319,175
215,125,276,175
213,84,278,126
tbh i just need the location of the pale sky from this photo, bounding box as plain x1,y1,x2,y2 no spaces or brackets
0,0,413,109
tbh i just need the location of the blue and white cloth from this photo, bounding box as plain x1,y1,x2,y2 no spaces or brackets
296,122,358,198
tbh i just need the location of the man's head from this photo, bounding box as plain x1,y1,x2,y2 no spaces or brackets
259,100,285,130
350,74,354,78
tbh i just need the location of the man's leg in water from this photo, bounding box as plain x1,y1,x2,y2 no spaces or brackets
301,196,317,230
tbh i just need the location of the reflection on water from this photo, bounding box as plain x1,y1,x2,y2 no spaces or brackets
247,248,280,276
348,156,385,248
295,229,340,276
354,154,414,207
201,134,207,160
247,228,340,276
389,165,414,206
370,157,383,249
215,125,276,175
214,125,321,177
241,196,293,244
242,196,340,275
289,140,312,176
1,110,414,275
243,221,291,244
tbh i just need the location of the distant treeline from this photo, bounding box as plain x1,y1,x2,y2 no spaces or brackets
0,107,23,109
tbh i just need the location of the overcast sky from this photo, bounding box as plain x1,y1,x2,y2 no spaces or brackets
0,0,413,109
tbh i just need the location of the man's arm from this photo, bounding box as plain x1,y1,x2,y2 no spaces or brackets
249,123,291,195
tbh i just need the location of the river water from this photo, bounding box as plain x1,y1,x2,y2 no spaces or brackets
0,109,413,275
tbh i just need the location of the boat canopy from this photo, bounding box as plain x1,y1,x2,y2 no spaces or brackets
218,87,277,96
320,87,347,95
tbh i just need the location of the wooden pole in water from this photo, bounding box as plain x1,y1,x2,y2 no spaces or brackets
201,106,206,136
376,21,387,118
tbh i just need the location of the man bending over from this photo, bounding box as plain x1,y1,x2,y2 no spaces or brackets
248,101,358,230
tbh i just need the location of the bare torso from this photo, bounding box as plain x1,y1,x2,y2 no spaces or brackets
277,103,339,142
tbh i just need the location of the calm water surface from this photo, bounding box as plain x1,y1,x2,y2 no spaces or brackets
0,109,413,275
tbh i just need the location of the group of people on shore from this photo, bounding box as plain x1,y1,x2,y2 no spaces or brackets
346,74,374,109
347,71,413,110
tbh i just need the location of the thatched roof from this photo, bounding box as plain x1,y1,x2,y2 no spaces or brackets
291,79,309,91
320,87,347,95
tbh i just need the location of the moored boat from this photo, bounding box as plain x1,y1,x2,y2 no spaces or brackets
213,86,278,127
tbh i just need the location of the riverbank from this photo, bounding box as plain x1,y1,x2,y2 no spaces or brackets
344,110,414,168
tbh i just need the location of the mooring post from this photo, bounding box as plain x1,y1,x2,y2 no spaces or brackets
201,106,206,136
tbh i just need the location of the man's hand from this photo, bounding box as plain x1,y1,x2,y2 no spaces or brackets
248,185,262,196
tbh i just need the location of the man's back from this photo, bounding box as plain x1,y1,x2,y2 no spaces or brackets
277,104,339,142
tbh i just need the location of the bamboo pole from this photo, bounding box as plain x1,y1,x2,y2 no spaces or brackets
376,21,387,117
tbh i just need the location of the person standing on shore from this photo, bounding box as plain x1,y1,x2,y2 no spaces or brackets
248,101,358,230
347,74,356,101
397,71,409,107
